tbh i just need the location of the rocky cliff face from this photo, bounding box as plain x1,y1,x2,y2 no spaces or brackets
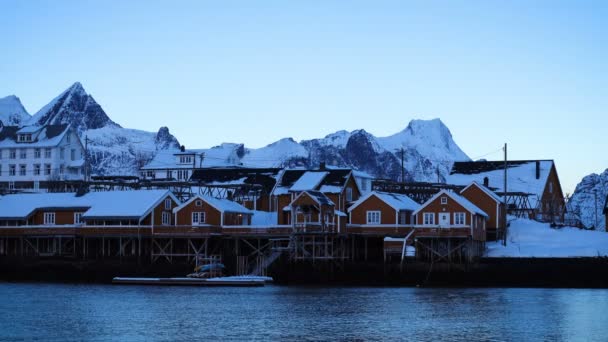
568,169,608,231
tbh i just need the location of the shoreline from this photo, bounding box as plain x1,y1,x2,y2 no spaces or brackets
2,257,608,288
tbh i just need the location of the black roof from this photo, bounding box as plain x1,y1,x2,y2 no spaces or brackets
190,167,282,193
44,124,69,139
0,126,19,141
450,160,554,175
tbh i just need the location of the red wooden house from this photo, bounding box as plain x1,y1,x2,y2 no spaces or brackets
347,191,419,235
173,195,253,227
460,181,506,240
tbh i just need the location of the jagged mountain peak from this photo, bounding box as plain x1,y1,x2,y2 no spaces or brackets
28,82,120,132
154,126,181,150
0,94,30,126
568,169,608,230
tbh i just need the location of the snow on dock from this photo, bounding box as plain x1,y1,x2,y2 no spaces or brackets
486,218,608,258
112,276,269,286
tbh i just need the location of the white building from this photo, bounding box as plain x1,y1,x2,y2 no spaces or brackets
0,121,85,191
140,149,205,181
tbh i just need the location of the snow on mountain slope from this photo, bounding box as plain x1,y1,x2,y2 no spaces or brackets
20,82,180,175
0,95,30,125
242,138,309,167
486,218,608,257
568,169,608,231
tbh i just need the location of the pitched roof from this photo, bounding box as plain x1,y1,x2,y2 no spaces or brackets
348,191,420,212
290,190,335,207
0,124,71,148
460,181,504,204
189,167,281,194
413,190,488,218
274,168,356,195
290,171,328,192
0,190,178,221
447,160,555,204
173,195,252,215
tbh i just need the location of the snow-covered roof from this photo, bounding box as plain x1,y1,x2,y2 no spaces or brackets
0,124,72,148
141,149,205,170
413,190,488,218
16,125,43,134
0,193,89,219
447,160,554,198
290,190,335,207
173,195,252,215
251,211,278,226
0,190,177,220
461,181,504,204
348,191,420,212
82,190,178,219
289,171,328,192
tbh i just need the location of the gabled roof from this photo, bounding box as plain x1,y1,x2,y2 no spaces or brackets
290,190,335,207
348,191,419,212
173,195,252,215
413,190,488,218
460,181,504,204
290,171,328,192
82,190,179,220
273,168,357,195
447,160,556,201
0,190,179,221
0,124,72,148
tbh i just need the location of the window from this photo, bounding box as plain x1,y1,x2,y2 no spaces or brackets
60,148,65,159
9,149,16,159
366,211,381,224
454,212,465,225
161,212,171,225
34,148,41,158
74,213,83,225
195,200,202,207
8,181,14,190
19,164,26,176
167,170,173,179
44,148,51,158
346,187,353,202
177,170,188,180
441,197,448,205
44,212,56,225
34,164,41,176
44,164,51,175
17,134,32,142
33,181,39,191
19,150,26,159
549,182,553,194
66,134,71,143
179,156,192,164
399,212,408,225
423,213,435,225
164,198,172,209
9,164,16,176
192,212,205,225
70,149,76,161
361,180,367,191
59,165,64,175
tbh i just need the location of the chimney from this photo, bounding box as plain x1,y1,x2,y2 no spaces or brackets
319,162,326,170
180,145,186,152
483,177,489,187
535,161,540,179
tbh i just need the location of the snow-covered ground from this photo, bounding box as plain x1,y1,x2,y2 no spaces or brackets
486,218,608,258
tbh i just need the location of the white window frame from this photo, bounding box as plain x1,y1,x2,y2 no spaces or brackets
366,210,381,225
34,148,41,158
9,149,16,159
60,148,65,159
44,148,51,158
44,212,56,225
441,197,448,205
192,212,206,225
423,212,435,226
44,164,51,175
19,150,26,159
346,187,353,202
19,164,26,176
74,213,83,225
164,198,172,210
9,164,16,176
161,211,171,225
454,212,466,225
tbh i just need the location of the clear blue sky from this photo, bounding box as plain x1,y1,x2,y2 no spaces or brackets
1,0,607,193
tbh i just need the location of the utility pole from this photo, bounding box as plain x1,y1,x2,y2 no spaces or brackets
503,143,508,246
85,136,90,183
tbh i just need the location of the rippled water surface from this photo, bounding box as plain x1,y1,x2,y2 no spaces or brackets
1,283,607,341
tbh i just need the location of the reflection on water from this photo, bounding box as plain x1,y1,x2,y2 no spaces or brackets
1,283,607,341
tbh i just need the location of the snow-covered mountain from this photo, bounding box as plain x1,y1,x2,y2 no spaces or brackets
0,95,30,125
23,82,181,175
568,169,608,231
185,118,470,183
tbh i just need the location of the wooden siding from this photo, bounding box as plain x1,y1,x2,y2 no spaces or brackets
175,198,222,226
461,184,505,229
415,194,486,241
141,195,179,226
31,209,83,225
350,195,397,225
539,164,566,222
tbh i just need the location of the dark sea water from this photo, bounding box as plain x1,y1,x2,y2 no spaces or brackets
1,283,607,341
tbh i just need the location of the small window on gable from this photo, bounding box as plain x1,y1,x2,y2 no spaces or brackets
549,182,553,194
346,187,353,202
164,198,172,209
195,200,203,207
441,197,448,205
